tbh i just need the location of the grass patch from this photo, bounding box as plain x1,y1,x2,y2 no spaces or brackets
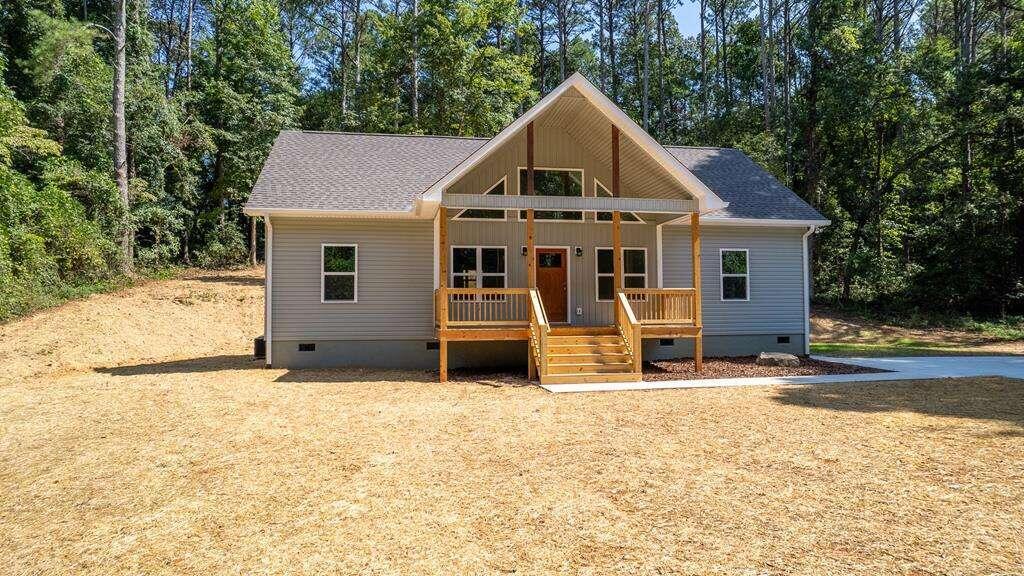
817,304,1024,342
0,266,181,324
810,341,1001,357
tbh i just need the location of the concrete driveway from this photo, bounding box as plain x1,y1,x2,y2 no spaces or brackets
813,355,1024,380
542,355,1024,393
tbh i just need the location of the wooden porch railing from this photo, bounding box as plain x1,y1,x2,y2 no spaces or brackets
528,289,550,378
615,292,642,373
434,288,531,328
621,288,697,325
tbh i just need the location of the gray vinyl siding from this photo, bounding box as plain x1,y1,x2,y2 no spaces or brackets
448,219,657,326
271,217,434,340
663,225,807,336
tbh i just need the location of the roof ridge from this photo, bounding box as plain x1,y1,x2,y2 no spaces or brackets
664,145,736,151
286,129,490,141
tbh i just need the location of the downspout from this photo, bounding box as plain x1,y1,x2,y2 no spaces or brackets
802,226,816,355
265,216,274,367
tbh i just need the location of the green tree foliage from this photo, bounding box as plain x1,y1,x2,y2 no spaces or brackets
0,0,1021,320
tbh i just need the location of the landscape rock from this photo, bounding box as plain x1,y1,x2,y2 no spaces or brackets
756,352,801,367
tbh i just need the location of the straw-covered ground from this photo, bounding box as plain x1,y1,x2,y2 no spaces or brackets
2,268,1022,575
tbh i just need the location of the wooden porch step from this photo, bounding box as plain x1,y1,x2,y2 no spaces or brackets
547,352,632,364
549,326,618,336
548,335,623,346
547,343,628,355
541,372,644,385
547,362,634,374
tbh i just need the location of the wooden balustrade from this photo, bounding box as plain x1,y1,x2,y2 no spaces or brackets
528,289,550,378
615,292,642,373
621,288,697,325
435,288,531,327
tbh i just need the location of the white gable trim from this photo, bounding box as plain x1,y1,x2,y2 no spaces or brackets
422,73,728,214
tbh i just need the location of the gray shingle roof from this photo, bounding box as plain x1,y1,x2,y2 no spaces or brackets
248,131,486,212
247,130,827,222
664,147,825,221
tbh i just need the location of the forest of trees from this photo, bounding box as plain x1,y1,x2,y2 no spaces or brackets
1,0,1021,320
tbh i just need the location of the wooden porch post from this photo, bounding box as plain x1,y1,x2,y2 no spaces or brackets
611,125,622,290
691,211,703,372
526,122,536,289
439,206,449,382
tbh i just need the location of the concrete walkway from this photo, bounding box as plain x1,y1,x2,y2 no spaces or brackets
539,355,1024,393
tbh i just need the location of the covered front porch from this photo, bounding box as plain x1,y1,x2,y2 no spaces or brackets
433,122,706,384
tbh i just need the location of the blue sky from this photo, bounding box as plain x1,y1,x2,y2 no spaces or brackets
671,0,702,38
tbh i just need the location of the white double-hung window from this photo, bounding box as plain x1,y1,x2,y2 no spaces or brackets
720,249,749,301
451,246,507,300
321,244,357,302
595,247,647,301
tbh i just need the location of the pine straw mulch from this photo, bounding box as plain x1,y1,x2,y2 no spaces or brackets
449,356,886,385
644,355,888,380
2,270,1023,575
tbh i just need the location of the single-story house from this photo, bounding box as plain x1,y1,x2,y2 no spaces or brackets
244,73,829,384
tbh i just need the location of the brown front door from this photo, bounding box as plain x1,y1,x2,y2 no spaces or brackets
536,248,568,323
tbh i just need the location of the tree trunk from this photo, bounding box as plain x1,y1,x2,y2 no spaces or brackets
642,0,650,130
699,0,708,131
597,0,605,91
411,0,419,125
609,0,617,102
185,0,196,90
113,0,132,275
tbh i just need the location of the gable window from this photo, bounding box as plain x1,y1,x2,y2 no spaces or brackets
322,244,357,303
518,167,583,221
721,249,749,301
595,247,647,301
594,179,643,223
451,246,506,300
453,177,506,220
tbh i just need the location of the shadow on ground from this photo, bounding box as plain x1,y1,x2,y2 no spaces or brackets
96,354,258,375
772,377,1024,430
186,274,264,287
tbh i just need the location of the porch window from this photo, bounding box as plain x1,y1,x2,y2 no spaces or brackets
518,167,583,221
453,177,506,220
594,179,643,223
720,249,749,301
322,244,357,303
451,246,507,299
595,247,647,301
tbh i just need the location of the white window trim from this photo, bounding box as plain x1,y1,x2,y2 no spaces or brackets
720,248,750,302
592,178,645,224
450,246,508,299
452,176,508,221
321,243,358,303
515,166,586,223
594,246,648,302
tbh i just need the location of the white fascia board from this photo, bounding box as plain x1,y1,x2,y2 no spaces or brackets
690,217,832,228
243,207,432,219
421,73,729,214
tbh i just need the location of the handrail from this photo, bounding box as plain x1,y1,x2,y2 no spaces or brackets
622,288,697,325
528,289,550,378
436,287,531,327
615,292,642,373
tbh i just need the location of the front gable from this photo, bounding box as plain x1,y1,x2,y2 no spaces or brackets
423,74,728,215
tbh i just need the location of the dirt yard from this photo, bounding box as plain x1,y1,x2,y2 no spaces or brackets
1,269,1023,575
